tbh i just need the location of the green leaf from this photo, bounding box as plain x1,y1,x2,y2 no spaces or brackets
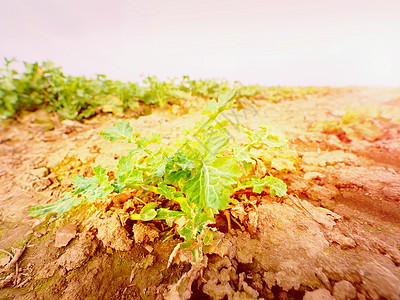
175,152,196,170
237,176,287,196
116,156,143,188
232,145,253,164
99,121,135,142
28,194,82,218
202,90,236,118
72,165,114,202
202,228,215,245
175,197,194,216
147,182,181,200
242,126,288,149
177,219,196,241
263,176,287,196
1,77,16,91
183,156,241,210
165,168,192,187
135,133,161,149
155,208,185,219
130,202,158,221
193,210,214,229
200,129,229,163
175,210,214,243
162,153,195,186
155,158,168,177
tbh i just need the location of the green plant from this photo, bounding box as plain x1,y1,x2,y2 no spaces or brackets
29,92,287,254
0,58,19,119
142,76,188,106
1,58,334,122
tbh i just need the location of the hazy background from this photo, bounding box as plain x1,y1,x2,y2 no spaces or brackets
1,0,399,86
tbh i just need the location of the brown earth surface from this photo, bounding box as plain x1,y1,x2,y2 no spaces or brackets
0,87,400,299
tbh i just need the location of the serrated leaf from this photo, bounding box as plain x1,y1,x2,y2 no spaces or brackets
94,164,109,183
263,176,287,196
202,90,236,117
99,121,134,142
154,157,168,177
135,133,161,149
194,210,214,229
177,219,196,241
237,176,286,196
28,194,82,218
232,145,253,164
72,176,94,194
145,151,172,177
175,209,215,243
116,156,143,188
183,156,241,210
202,228,215,245
175,152,196,170
164,169,192,187
72,165,114,202
249,177,268,193
243,126,288,149
163,154,194,187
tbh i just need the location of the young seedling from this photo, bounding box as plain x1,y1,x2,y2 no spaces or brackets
29,91,287,259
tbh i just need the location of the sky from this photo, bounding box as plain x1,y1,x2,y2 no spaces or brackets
1,0,400,86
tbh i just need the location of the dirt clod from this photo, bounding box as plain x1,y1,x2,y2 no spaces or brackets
301,150,359,167
333,280,357,300
303,171,325,180
30,167,49,178
328,227,356,249
57,232,98,271
132,223,159,244
86,212,132,251
54,224,77,248
360,262,400,300
303,288,335,300
0,274,15,289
